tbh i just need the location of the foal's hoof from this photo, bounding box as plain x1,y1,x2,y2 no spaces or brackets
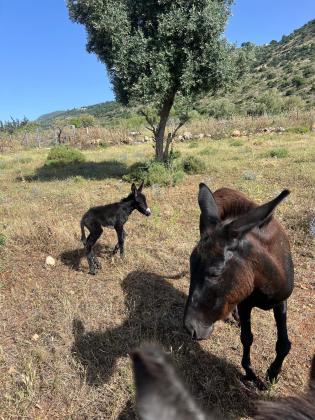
94,259,102,269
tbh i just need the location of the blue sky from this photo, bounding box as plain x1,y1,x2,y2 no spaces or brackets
0,0,314,121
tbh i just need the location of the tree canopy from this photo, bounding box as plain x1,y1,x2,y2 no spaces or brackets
68,0,235,160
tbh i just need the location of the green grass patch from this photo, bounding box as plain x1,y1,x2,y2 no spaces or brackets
188,141,199,149
286,126,310,134
14,156,33,164
268,148,289,158
198,147,218,156
0,234,7,247
230,140,244,147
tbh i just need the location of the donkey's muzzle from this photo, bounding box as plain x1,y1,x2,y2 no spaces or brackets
184,313,214,340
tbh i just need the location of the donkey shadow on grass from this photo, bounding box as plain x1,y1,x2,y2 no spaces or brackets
25,159,128,182
60,243,115,271
71,271,260,419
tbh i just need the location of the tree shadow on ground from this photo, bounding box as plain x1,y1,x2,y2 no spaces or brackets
71,271,259,419
25,159,128,182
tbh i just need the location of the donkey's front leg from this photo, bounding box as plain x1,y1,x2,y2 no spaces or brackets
267,301,291,383
239,303,265,389
114,224,125,257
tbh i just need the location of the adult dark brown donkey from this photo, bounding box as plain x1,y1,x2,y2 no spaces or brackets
184,184,294,386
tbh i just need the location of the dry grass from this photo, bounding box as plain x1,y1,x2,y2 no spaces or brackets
1,110,314,152
0,130,314,419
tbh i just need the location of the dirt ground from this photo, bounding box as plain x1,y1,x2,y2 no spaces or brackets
0,132,314,419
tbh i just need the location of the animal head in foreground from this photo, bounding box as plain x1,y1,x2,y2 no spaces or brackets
131,344,315,420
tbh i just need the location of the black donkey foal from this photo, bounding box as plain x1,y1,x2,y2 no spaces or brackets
80,182,151,275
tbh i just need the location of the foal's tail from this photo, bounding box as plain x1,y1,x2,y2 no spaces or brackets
80,218,87,245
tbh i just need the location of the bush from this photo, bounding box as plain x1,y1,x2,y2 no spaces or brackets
206,98,236,119
287,126,309,134
283,96,305,111
0,234,6,247
46,145,86,166
292,75,306,88
67,114,96,128
268,148,289,158
181,156,206,174
124,160,184,187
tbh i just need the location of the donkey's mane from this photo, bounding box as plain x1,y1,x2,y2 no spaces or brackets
214,188,258,221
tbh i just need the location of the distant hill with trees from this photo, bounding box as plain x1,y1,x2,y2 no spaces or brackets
36,19,314,127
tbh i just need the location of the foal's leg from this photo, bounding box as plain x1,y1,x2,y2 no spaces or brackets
85,223,103,274
114,224,125,257
239,303,265,389
267,301,291,383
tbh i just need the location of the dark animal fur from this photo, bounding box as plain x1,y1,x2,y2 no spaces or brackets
131,344,315,420
80,182,151,274
184,185,294,386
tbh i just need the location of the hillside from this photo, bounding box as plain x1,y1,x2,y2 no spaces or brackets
37,19,315,126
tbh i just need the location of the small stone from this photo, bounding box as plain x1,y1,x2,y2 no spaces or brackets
243,170,257,181
31,333,39,341
45,256,55,267
8,366,16,375
232,130,241,137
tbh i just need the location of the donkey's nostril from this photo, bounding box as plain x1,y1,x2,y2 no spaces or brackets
146,208,151,216
192,330,197,340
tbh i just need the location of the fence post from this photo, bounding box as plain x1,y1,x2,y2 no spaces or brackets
36,128,41,148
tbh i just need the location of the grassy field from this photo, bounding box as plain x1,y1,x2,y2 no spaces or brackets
0,130,314,419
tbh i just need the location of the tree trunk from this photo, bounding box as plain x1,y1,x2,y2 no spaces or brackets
155,95,174,161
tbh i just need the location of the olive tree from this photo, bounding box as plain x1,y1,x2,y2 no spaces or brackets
68,0,234,161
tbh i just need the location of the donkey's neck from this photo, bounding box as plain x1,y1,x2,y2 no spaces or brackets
120,197,136,215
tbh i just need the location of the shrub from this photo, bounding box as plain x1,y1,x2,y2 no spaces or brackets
287,126,309,134
243,170,256,180
206,98,236,119
292,75,306,88
181,156,206,174
46,145,86,166
283,96,305,111
67,114,96,128
268,148,289,158
124,160,184,186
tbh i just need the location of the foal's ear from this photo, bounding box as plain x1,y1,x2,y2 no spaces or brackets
198,183,220,235
224,189,290,240
138,180,144,193
131,183,137,196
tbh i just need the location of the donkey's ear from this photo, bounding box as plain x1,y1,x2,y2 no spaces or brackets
131,344,205,420
224,190,290,240
131,183,137,196
138,180,144,193
198,183,220,235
